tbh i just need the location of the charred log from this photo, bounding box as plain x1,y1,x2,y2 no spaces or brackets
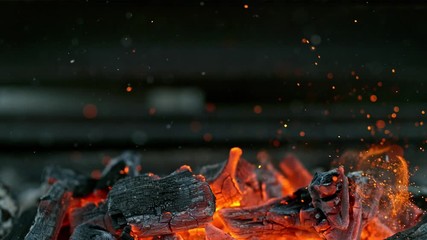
119,225,134,240
219,167,384,240
234,158,263,207
70,223,115,240
199,150,263,208
200,147,242,209
219,188,321,240
96,151,141,190
280,154,312,190
107,166,215,237
256,153,293,198
70,202,114,234
24,181,73,240
25,166,84,240
43,166,86,189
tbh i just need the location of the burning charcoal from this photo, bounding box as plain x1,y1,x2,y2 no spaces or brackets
220,167,384,240
25,181,73,240
0,183,19,239
70,202,100,230
107,165,215,237
280,154,312,190
70,202,114,234
386,215,427,240
361,217,394,240
219,188,321,240
205,224,235,240
198,162,226,182
256,151,293,198
152,233,183,240
43,166,87,188
119,225,134,240
177,228,206,239
309,167,352,235
202,147,243,209
308,167,383,239
235,158,263,207
70,223,115,240
25,166,85,240
47,165,92,197
96,151,141,190
338,145,424,233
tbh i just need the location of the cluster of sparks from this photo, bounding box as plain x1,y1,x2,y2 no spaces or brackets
75,32,426,157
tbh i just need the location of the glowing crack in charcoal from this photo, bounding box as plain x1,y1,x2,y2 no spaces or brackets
10,145,424,240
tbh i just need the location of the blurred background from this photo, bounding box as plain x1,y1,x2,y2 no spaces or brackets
0,1,426,191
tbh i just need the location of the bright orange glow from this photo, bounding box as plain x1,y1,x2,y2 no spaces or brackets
63,146,423,240
299,131,305,137
79,190,108,207
130,224,143,239
185,228,206,239
243,4,249,9
370,95,378,103
126,86,132,92
360,146,409,216
334,144,423,238
120,166,130,175
391,113,397,119
229,201,241,207
209,147,243,211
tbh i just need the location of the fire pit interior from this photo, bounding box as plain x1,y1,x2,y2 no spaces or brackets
0,1,426,240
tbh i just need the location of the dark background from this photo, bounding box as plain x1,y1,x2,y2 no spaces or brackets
0,1,426,190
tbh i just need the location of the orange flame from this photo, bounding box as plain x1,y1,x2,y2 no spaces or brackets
337,144,423,237
65,145,422,240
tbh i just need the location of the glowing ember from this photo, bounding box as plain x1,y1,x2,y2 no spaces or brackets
26,145,422,240
336,145,423,235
